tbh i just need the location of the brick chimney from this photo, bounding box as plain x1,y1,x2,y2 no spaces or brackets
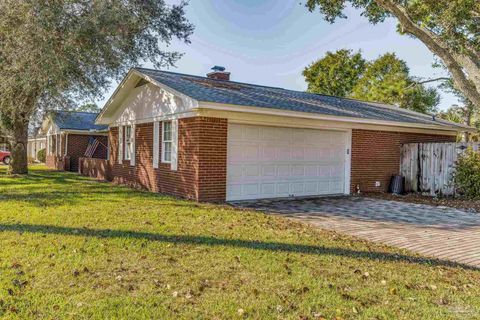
206,66,230,81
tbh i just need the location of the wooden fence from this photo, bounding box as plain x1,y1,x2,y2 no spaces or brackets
400,142,480,196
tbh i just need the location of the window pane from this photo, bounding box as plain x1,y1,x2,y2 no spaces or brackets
126,126,132,139
163,141,172,162
163,122,172,141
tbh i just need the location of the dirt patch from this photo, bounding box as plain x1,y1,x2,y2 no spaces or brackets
363,193,480,213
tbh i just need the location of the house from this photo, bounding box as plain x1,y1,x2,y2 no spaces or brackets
27,128,47,161
43,111,108,172
93,66,473,202
0,135,9,152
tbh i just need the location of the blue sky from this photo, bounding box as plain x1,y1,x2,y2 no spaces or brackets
97,0,459,110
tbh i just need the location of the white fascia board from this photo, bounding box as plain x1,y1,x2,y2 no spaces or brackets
60,129,108,136
196,101,471,134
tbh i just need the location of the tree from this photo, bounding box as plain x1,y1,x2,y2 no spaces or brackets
303,49,366,96
0,1,193,174
304,51,439,113
76,103,101,113
305,0,480,110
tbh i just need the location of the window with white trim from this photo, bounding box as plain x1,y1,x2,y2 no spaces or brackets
125,125,133,160
162,121,172,163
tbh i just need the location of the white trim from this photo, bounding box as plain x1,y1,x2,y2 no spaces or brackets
171,119,178,171
108,110,197,127
124,125,132,161
130,124,136,166
197,102,472,133
64,134,68,156
344,129,352,195
161,121,172,164
197,109,460,136
118,126,123,164
153,121,160,169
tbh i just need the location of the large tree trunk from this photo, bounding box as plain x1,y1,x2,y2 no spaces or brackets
10,119,29,174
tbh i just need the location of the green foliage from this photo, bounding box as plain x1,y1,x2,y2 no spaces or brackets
76,103,101,113
37,148,46,163
305,0,480,117
303,49,366,97
351,53,410,105
304,51,439,114
0,0,193,173
454,148,480,199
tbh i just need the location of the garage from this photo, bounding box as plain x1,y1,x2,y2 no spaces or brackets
227,123,351,201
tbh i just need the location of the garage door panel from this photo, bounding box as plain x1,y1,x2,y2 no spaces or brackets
227,124,348,201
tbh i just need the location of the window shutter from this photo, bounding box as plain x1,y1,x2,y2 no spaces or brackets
171,119,178,171
153,121,160,169
118,126,123,164
130,124,136,166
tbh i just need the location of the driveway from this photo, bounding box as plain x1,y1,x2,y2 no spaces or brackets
232,197,480,269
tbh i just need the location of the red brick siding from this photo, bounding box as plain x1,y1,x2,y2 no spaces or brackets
351,129,456,193
46,155,70,171
79,157,110,180
66,134,108,172
108,117,227,201
197,118,228,202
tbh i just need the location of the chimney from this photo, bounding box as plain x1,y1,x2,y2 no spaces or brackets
206,66,230,81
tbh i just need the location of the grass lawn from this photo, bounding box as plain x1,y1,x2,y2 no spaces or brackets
0,165,479,319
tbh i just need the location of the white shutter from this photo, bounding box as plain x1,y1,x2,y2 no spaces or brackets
153,121,160,169
171,119,178,171
130,124,136,166
118,126,123,164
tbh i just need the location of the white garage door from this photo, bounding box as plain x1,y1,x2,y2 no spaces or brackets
227,124,349,201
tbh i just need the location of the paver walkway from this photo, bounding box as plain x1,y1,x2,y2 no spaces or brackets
232,197,480,269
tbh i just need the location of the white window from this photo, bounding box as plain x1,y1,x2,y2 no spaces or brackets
125,125,133,160
162,121,172,163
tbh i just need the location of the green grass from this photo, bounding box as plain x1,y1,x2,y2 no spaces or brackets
0,165,479,319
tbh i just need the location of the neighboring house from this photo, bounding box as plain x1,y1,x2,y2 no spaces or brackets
93,66,473,202
43,111,108,172
27,128,47,161
0,136,9,152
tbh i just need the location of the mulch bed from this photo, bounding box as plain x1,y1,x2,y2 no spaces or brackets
363,192,480,213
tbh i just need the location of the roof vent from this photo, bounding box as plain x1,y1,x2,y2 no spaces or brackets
207,66,230,81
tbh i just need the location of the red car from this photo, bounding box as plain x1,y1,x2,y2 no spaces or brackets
0,151,11,165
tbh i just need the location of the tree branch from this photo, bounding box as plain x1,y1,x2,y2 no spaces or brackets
375,0,480,108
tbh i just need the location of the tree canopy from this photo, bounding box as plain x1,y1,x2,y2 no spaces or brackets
304,51,439,114
75,103,101,113
0,0,193,174
303,49,366,97
305,0,480,111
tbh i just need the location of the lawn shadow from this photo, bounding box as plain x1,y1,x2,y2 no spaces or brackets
0,223,477,271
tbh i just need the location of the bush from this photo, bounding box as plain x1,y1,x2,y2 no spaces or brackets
27,156,36,164
37,148,46,163
454,148,480,199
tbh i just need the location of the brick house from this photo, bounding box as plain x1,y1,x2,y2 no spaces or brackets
92,66,473,202
43,111,108,172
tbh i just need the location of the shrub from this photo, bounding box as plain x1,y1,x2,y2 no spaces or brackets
454,148,480,199
37,148,46,163
27,156,36,164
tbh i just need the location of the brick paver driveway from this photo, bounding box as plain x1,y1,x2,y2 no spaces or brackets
232,197,480,269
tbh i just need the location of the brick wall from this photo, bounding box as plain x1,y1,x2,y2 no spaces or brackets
351,129,456,193
79,157,110,181
108,117,228,202
46,155,70,171
66,134,108,172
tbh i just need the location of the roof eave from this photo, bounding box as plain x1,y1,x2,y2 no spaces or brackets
197,101,472,133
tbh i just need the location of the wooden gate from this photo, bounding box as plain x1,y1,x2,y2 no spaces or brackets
400,142,480,196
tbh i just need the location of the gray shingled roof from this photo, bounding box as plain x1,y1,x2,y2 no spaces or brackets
135,67,466,130
52,111,107,131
